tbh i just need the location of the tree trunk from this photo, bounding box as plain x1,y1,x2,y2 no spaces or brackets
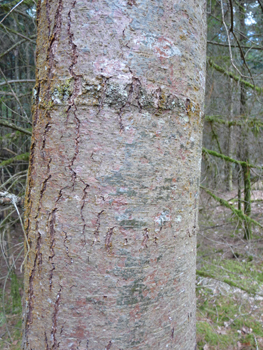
243,163,251,240
227,78,234,192
238,0,252,239
23,1,206,349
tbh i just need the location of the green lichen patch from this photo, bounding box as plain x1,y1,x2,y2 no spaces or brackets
51,78,74,104
119,219,148,228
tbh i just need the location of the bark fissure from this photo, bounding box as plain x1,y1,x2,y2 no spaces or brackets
105,227,114,251
24,141,35,234
45,331,49,350
26,232,41,327
42,121,52,151
33,83,40,127
49,209,57,290
80,183,90,244
67,0,81,187
36,174,52,219
63,230,73,263
51,286,62,349
93,210,104,243
46,0,63,93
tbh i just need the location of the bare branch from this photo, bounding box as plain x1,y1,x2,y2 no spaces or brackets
0,79,35,86
207,40,263,50
220,0,243,77
0,23,36,44
0,0,26,25
0,119,32,136
0,36,36,59
0,67,29,120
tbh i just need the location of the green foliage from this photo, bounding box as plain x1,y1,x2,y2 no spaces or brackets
0,152,29,168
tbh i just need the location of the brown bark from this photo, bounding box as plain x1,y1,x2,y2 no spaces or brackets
23,1,206,349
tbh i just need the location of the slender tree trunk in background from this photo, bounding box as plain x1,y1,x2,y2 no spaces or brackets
237,168,242,211
227,78,234,192
26,42,31,80
23,1,206,349
243,164,251,239
238,0,252,239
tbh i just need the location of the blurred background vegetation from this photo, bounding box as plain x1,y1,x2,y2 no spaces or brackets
1,0,263,349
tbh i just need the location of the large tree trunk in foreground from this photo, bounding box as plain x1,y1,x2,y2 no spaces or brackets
23,1,206,349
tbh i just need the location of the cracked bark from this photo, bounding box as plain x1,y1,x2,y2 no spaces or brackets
23,1,206,349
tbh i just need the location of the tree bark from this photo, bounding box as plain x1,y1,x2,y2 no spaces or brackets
23,1,206,349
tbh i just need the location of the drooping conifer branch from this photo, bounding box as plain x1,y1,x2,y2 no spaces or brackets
208,58,263,93
200,186,263,229
0,153,29,168
202,147,263,170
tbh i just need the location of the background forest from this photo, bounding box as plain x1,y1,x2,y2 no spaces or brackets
0,0,263,349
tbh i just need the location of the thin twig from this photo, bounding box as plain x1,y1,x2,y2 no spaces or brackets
0,119,32,136
0,79,35,86
220,0,244,77
0,0,26,25
207,40,263,50
0,67,29,120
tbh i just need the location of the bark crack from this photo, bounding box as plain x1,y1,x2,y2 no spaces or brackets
105,228,114,252
46,0,63,91
42,121,52,151
27,232,42,326
80,182,90,245
48,209,57,290
63,230,73,264
51,286,62,349
93,210,104,244
67,0,81,188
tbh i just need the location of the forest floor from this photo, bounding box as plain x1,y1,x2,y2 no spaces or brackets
1,188,263,350
197,188,263,350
